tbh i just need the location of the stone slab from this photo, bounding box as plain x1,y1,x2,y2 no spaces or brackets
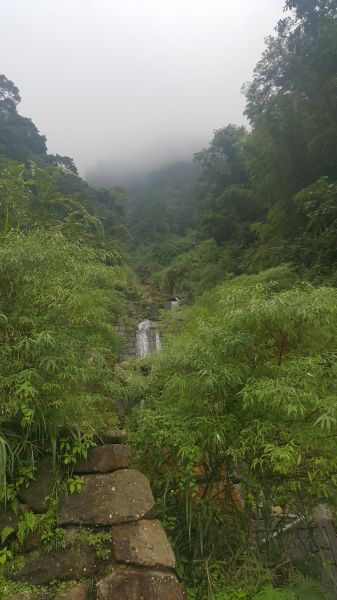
95,430,127,444
10,541,97,585
20,457,63,512
58,469,154,526
96,567,186,599
111,519,176,568
7,582,91,600
73,444,131,474
56,581,91,599
0,506,20,532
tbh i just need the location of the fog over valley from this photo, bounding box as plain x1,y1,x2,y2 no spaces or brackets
1,0,283,185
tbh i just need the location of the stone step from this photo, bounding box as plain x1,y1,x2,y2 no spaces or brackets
73,444,131,474
58,469,155,526
97,567,186,599
2,442,186,599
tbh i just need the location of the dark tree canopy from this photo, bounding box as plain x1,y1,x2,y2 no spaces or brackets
0,73,79,170
0,74,21,116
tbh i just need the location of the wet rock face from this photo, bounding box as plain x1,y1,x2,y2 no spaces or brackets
111,519,176,569
58,469,155,526
73,444,131,474
10,541,98,585
96,567,186,600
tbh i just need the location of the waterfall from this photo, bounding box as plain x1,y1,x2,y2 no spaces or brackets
155,331,162,351
136,320,161,410
136,319,151,358
136,319,161,358
170,296,179,308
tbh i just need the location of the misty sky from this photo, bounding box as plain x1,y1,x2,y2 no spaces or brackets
1,0,284,180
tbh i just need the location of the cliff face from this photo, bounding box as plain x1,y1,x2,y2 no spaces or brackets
2,434,185,600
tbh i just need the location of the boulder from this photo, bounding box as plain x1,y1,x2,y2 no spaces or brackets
58,469,154,526
95,429,127,444
19,526,43,553
111,519,176,568
0,505,20,532
10,540,97,585
73,444,131,474
96,567,186,599
56,582,91,599
8,582,91,600
20,457,63,512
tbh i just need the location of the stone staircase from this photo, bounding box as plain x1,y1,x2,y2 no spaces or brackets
2,433,186,599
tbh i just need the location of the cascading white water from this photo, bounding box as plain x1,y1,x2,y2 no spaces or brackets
136,319,151,358
136,320,162,409
170,296,179,308
136,319,162,358
155,331,162,351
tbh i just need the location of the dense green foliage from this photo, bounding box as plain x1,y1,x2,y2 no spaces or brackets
0,230,126,493
0,107,141,500
129,267,337,597
126,0,337,300
1,0,337,597
0,75,76,171
127,161,200,284
120,1,337,597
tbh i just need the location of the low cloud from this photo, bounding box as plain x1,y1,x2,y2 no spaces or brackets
0,0,284,182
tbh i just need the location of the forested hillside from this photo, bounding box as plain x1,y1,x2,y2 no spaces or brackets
2,0,337,598
125,0,337,302
0,72,146,569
